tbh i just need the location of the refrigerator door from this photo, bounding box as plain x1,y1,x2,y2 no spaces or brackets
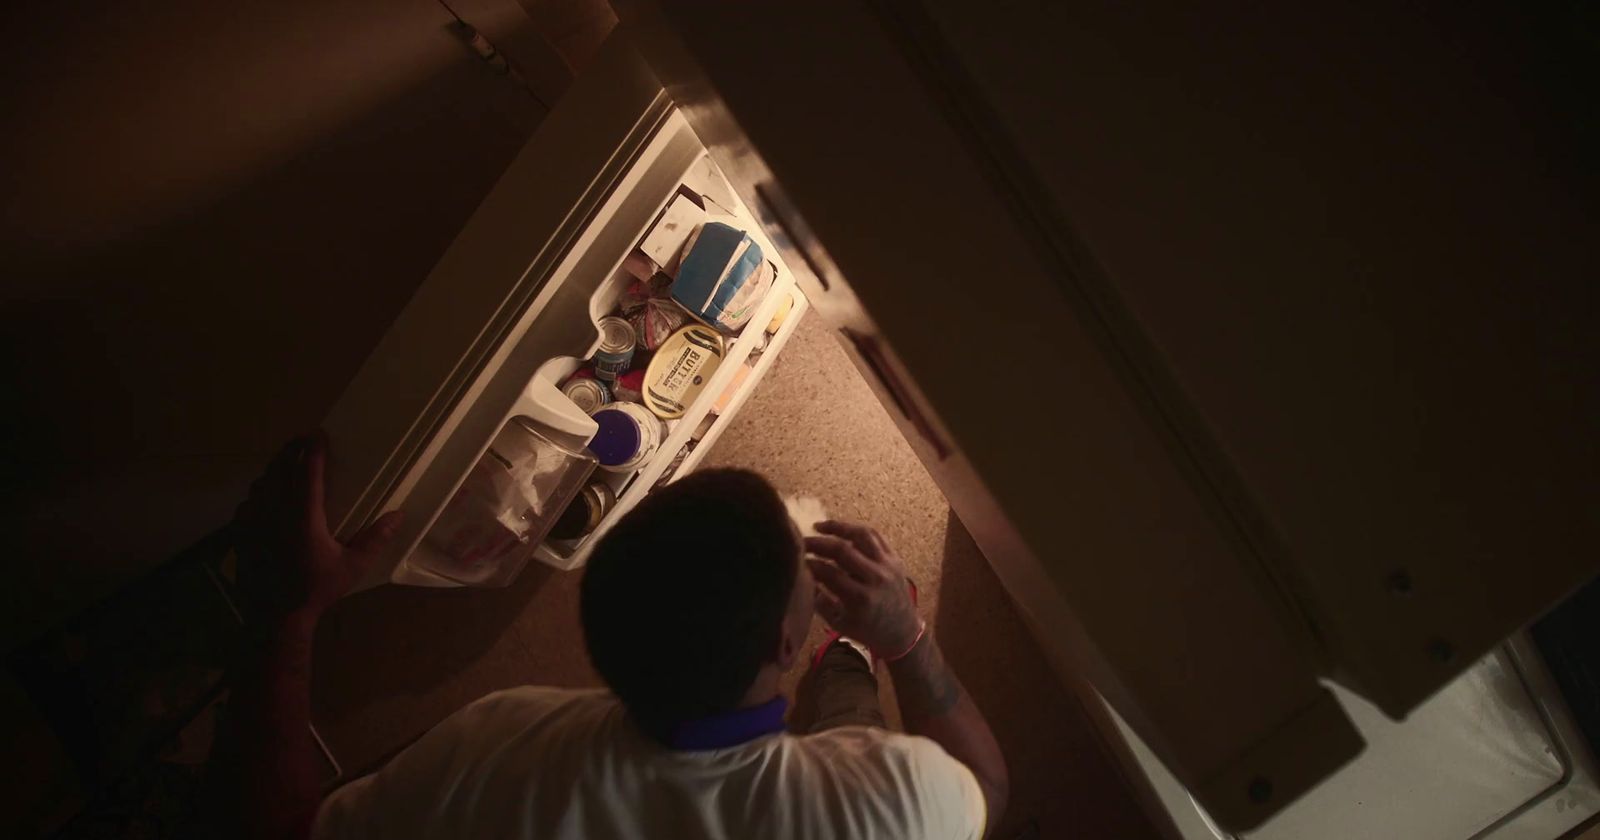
617,1,1597,832
323,38,703,587
324,36,810,589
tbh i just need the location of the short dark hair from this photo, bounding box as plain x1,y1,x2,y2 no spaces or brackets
580,468,798,741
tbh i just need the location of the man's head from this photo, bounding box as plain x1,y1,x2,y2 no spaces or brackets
580,469,813,741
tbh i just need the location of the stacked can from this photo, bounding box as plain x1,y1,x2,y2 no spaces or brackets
561,377,610,414
592,316,636,382
547,481,617,541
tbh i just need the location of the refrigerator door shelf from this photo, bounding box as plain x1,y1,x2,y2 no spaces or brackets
512,356,601,451
407,420,599,589
529,169,814,572
673,293,810,481
395,356,594,588
533,268,806,571
398,224,804,582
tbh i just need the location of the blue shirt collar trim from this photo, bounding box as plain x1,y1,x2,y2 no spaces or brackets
665,696,789,751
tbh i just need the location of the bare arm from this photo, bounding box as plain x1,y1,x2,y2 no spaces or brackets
226,614,325,840
887,631,1008,838
806,521,1009,838
211,434,402,840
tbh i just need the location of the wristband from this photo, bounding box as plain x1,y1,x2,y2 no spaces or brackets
878,618,928,663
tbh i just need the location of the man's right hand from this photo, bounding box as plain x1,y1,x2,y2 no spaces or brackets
805,520,921,657
807,519,1009,837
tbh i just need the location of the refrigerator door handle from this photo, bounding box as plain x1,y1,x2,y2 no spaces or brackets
841,327,951,461
754,183,832,293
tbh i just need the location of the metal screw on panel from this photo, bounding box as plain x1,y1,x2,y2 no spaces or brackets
1427,639,1456,664
1248,777,1274,803
1386,571,1413,597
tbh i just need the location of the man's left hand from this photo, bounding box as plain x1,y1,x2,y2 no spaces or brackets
231,432,404,626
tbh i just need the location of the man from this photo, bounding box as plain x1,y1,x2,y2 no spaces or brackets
221,434,1007,838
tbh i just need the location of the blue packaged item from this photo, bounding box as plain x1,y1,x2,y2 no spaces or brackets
669,221,775,333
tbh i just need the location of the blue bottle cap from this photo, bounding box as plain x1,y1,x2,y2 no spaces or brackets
587,408,642,467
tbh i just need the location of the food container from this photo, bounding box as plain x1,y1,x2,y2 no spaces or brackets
711,364,752,415
745,330,771,359
766,293,795,334
639,192,708,276
653,443,693,489
629,296,689,350
644,324,726,419
592,316,636,381
547,481,616,541
621,250,657,283
613,369,646,404
619,273,671,315
588,401,663,473
561,377,610,414
421,417,598,586
670,222,775,333
691,414,716,442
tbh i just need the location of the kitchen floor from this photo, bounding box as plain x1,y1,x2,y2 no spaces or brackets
313,316,1159,839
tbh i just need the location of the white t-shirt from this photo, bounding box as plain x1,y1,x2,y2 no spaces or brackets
314,686,986,839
